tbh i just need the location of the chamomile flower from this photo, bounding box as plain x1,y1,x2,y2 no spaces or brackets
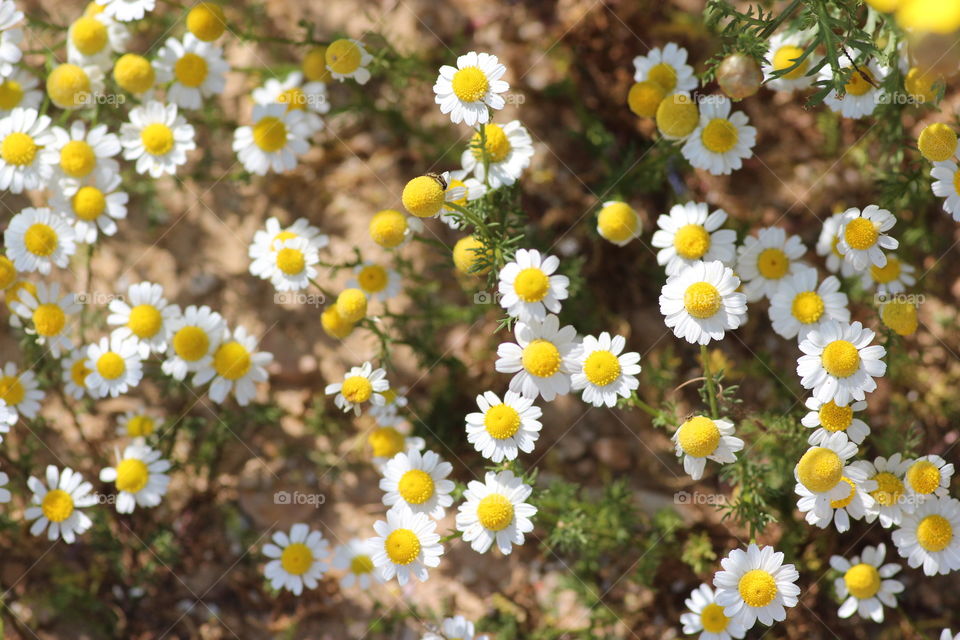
347,263,401,301
682,96,756,176
233,103,311,175
768,267,850,341
325,38,372,84
161,305,225,381
95,0,155,22
0,0,23,77
369,208,423,249
497,248,569,322
830,544,903,622
456,470,536,555
379,449,455,520
153,34,227,110
904,455,954,503
120,101,196,177
99,442,170,513
680,583,746,640
67,12,128,68
632,43,697,93
797,472,873,533
892,496,960,576
494,313,578,401
570,332,641,408
50,171,128,243
46,63,105,110
25,465,97,543
860,254,916,295
460,120,534,188
48,120,120,187
423,617,487,640
325,361,389,415
466,390,542,462
852,453,913,527
794,432,865,522
835,206,899,271
0,361,43,419
713,544,800,628
763,32,815,92
596,200,642,246
106,281,178,357
368,422,425,468
401,173,467,219
262,523,330,595
248,216,328,277
0,69,42,116
251,71,329,134
116,409,159,439
263,237,319,292
672,415,744,480
659,260,748,345
821,59,889,119
369,508,443,586
5,208,77,276
331,538,382,589
802,397,870,445
736,226,807,302
61,350,91,400
931,159,960,221
817,212,858,278
433,51,509,126
944,631,960,640
368,386,409,426
0,108,56,192
651,201,737,276
193,326,272,406
797,320,886,405
439,168,487,229
84,334,144,398
11,281,80,357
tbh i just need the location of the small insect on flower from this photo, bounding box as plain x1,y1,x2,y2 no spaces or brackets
497,248,569,323
713,543,800,628
682,95,756,176
25,465,98,543
433,51,510,126
651,201,737,276
835,205,899,271
11,282,81,357
570,332,641,408
735,226,807,302
659,260,748,345
495,313,578,401
892,495,960,576
796,320,887,406
193,326,273,406
633,42,698,94
107,281,179,357
672,415,744,480
768,266,850,341
401,172,466,219
369,509,444,586
325,38,373,84
331,538,382,590
262,523,330,595
679,583,747,640
460,120,534,188
456,470,537,555
120,101,196,177
233,103,312,176
830,544,904,622
465,390,542,462
325,361,389,415
99,442,171,513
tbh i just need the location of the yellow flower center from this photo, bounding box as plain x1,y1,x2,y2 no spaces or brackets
113,53,155,94
905,67,941,103
321,306,354,340
701,118,739,154
673,224,711,259
477,493,515,531
452,66,489,102
954,168,960,197
368,426,404,458
627,81,665,118
881,301,918,336
252,116,287,152
401,175,445,218
213,341,252,381
796,446,843,493
349,554,374,575
341,375,373,404
24,224,58,257
0,375,25,405
141,123,175,156
821,340,860,378
683,281,721,319
126,415,155,437
33,303,66,337
2,132,37,166
471,123,511,163
336,288,367,323
869,257,901,284
0,79,24,110
918,122,958,163
830,477,857,508
791,291,824,324
522,339,561,378
844,68,874,97
357,265,388,293
174,52,208,88
907,461,942,495
278,87,306,111
70,16,107,55
514,267,550,302
115,458,149,493
830,234,842,259
453,235,491,275
127,304,163,339
583,350,621,387
302,46,331,83
186,2,226,42
97,352,126,380
369,209,408,248
700,603,729,633
60,140,96,178
280,542,314,575
738,569,778,608
72,186,106,221
276,248,305,275
844,217,879,250
484,403,521,440
446,178,469,207
172,326,209,361
0,256,14,290
677,416,721,457
70,359,91,388
773,45,808,79
47,64,91,109
844,563,881,600
646,62,677,92
756,247,789,280
381,388,398,405
917,514,954,552
655,94,699,138
326,39,362,75
41,488,74,523
398,469,435,504
818,400,854,432
870,472,904,507
385,528,420,565
597,202,639,242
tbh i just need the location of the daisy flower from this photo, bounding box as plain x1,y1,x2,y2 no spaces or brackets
379,449,455,520
369,208,423,249
763,32,815,92
48,120,120,186
892,496,960,576
325,38,372,84
423,616,484,640
659,260,748,345
465,390,542,462
251,70,329,134
262,236,318,292
84,334,144,398
262,523,329,595
682,96,756,176
346,263,401,301
0,69,42,116
368,422,426,468
768,267,850,341
0,362,43,420
673,415,744,480
0,0,23,77
797,320,886,406
944,631,960,640
106,281,178,357
120,100,196,177
797,472,873,533
369,509,443,586
596,200,642,246
794,432,865,522
67,12,128,68
802,397,870,445
116,409,159,439
5,208,76,276
455,469,537,555
904,455,954,504
50,171,128,243
25,465,97,543
860,254,916,296
95,0,155,22
193,326,272,406
61,349,91,400
153,34,227,110
99,442,171,513
821,59,888,119
835,205,899,272
680,583,747,640
46,63,105,110
656,92,700,141
494,313,578,401
460,120,534,188
438,168,487,229
735,226,807,302
433,51,509,126
497,248,569,322
816,212,858,278
713,543,800,627
830,544,903,622
651,201,737,276
0,108,56,192
11,281,80,357
325,361,389,415
233,102,311,176
248,216,328,279
931,158,960,221
161,304,226,381
368,386,409,426
331,538,382,589
570,332,641,408
852,453,913,527
632,43,697,93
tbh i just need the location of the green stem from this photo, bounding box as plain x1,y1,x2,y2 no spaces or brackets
700,345,719,419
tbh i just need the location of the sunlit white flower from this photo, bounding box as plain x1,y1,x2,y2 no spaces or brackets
84,334,144,398
48,120,120,188
794,432,865,522
931,159,960,222
116,409,160,439
25,465,97,543
680,583,746,640
99,442,171,513
248,216,328,280
892,496,960,576
11,282,80,357
193,326,272,406
233,103,312,176
346,262,401,301
735,226,807,302
797,320,886,406
262,523,329,595
368,386,409,426
659,260,747,345
682,96,756,176
369,508,443,585
830,544,903,622
153,34,227,109
651,201,737,276
0,108,56,192
107,281,178,357
802,397,869,445
821,59,889,119
904,455,954,504
835,205,899,271
570,332,641,408
0,400,13,442
763,32,816,92
456,469,536,555
67,12,128,68
5,208,76,276
331,538,382,590
368,422,426,468
495,314,578,401
0,69,42,116
497,248,569,322
673,415,744,480
859,254,916,296
325,38,372,84
161,304,225,381
433,51,509,126
252,70,328,134
596,200,642,246
632,42,697,93
851,453,914,528
380,449,454,520
325,361,389,415
460,120,534,188
714,544,799,628
466,390,542,463
120,101,196,177
0,0,23,78
817,212,858,278
261,236,319,292
95,0,155,22
797,471,873,533
61,349,91,400
768,266,849,341
50,170,128,243
0,361,44,420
